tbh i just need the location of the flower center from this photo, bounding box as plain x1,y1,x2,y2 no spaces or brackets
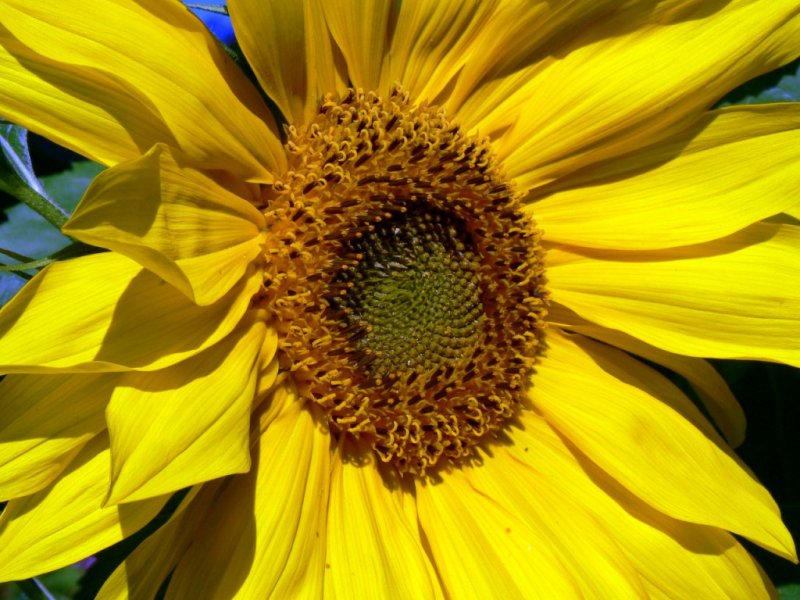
261,87,548,474
330,204,484,379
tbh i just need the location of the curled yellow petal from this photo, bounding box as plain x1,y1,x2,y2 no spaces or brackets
230,0,346,125
64,144,265,306
508,414,778,599
549,303,745,448
321,0,391,91
464,0,800,191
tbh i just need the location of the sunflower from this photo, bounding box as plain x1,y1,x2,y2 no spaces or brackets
1,0,800,597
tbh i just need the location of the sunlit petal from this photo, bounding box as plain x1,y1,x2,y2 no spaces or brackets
0,0,284,179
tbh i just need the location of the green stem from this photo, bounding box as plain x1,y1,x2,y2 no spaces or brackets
0,257,53,272
0,241,95,277
0,246,34,263
13,183,69,229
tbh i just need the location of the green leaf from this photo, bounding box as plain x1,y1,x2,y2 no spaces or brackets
0,123,69,228
12,577,57,600
41,161,104,214
0,203,71,265
779,584,800,600
0,161,104,260
0,160,104,306
718,58,800,107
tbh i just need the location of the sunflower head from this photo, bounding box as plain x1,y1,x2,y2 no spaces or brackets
261,87,548,473
0,1,799,597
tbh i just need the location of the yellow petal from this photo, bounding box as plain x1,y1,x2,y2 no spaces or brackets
321,0,392,91
786,203,800,220
95,490,204,600
530,329,795,560
417,468,581,599
0,253,261,373
549,303,745,448
324,445,443,600
105,321,266,504
442,1,628,112
461,0,800,192
230,0,346,125
0,373,116,500
63,144,265,306
529,105,800,249
464,451,647,598
96,484,217,600
508,413,778,599
0,0,284,180
547,222,800,367
0,434,167,581
163,386,330,599
254,326,280,405
380,0,495,104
